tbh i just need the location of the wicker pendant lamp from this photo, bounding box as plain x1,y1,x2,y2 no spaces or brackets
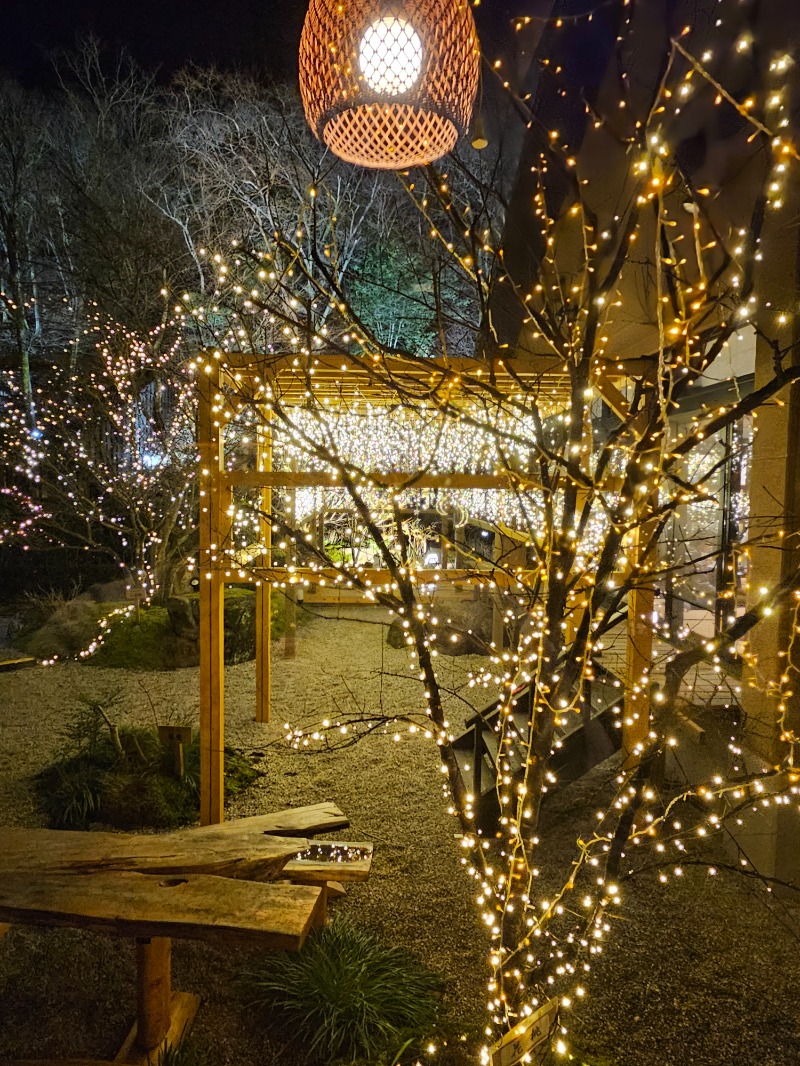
299,0,481,170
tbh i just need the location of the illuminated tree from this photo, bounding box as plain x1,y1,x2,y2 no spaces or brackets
179,1,800,1059
1,318,196,600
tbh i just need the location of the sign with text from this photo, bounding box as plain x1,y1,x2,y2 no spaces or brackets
490,998,559,1066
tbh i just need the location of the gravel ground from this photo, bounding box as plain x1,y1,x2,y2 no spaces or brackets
1,606,800,1065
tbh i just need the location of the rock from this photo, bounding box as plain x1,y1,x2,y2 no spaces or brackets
166,596,198,637
386,620,408,649
80,580,129,603
162,592,256,668
386,593,494,656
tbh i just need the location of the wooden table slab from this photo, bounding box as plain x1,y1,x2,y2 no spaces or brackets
0,826,306,882
190,801,350,837
0,871,324,951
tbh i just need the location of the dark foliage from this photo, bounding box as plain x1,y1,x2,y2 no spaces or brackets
242,920,443,1065
35,697,260,829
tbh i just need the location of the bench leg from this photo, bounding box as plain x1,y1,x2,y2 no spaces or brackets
136,937,172,1051
313,885,328,929
115,938,200,1064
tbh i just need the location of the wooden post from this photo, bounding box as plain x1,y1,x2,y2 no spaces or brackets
135,937,172,1051
157,724,192,782
198,362,225,826
284,478,297,660
256,422,272,723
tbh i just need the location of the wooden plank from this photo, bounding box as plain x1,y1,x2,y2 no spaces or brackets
0,871,323,951
190,802,349,838
490,997,559,1066
115,990,200,1065
0,656,37,671
282,841,373,884
0,827,302,882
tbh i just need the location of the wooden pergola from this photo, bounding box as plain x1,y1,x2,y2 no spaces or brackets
196,350,648,824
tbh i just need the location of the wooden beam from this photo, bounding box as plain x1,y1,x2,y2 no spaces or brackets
116,991,200,1065
134,937,171,1052
593,375,630,421
198,364,226,826
234,565,538,590
624,580,655,767
255,423,272,723
226,470,527,491
280,842,373,884
623,461,661,767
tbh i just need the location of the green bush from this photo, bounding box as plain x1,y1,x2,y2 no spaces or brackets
35,697,261,830
242,920,443,1065
35,755,106,829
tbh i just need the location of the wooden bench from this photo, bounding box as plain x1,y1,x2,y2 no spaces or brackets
0,804,373,1065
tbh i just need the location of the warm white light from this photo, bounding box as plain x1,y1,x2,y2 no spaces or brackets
359,17,423,96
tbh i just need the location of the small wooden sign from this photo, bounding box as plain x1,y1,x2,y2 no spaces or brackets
489,998,559,1066
158,725,193,747
158,725,193,780
126,586,147,623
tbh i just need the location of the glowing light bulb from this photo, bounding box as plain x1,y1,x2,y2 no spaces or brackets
359,17,423,96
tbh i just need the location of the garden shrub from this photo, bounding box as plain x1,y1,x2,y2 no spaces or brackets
35,695,261,830
14,586,311,670
241,919,443,1065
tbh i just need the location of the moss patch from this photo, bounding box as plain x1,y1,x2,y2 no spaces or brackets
92,607,171,669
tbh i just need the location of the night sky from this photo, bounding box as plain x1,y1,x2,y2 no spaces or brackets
1,0,531,86
1,0,308,84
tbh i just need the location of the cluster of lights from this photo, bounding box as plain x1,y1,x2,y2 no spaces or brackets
38,603,139,667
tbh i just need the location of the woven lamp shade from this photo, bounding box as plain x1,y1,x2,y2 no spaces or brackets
299,0,481,170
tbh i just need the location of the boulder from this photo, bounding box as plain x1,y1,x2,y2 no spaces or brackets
386,594,494,657
163,592,257,667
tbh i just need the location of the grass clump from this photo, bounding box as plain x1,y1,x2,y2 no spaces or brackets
35,691,260,830
242,919,443,1065
155,1037,211,1066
